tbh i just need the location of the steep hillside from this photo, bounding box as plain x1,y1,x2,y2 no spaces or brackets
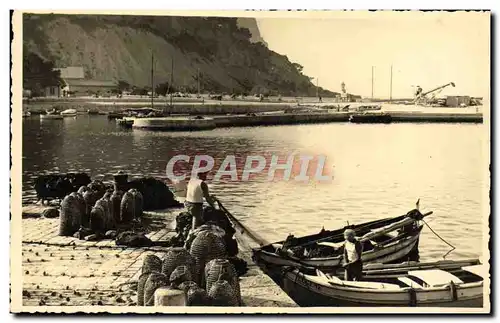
236,18,268,47
23,14,336,97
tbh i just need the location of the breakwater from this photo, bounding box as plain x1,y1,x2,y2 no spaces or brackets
128,112,483,131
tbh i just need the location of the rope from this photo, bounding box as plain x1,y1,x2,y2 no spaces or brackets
421,219,456,259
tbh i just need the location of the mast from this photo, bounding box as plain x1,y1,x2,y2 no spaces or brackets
371,66,374,100
390,65,393,102
197,68,200,97
169,57,174,106
316,77,319,100
151,51,154,109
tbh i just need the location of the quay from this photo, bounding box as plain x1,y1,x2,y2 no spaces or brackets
126,111,483,131
20,205,297,309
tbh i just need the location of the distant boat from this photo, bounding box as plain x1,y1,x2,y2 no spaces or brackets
87,108,100,115
40,108,64,120
40,113,63,120
60,108,77,117
22,110,31,117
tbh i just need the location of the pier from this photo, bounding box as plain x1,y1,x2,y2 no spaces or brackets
126,111,483,131
20,205,297,308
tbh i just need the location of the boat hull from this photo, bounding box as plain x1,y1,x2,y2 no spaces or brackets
40,114,63,120
254,227,421,270
282,269,483,307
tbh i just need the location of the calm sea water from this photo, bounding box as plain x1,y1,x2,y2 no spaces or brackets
22,115,487,261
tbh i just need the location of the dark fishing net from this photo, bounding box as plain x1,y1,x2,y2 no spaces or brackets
110,190,123,224
142,254,162,274
137,272,151,306
169,265,193,288
187,286,210,306
59,194,81,236
120,191,135,223
189,231,227,286
129,189,144,219
208,280,239,307
161,247,196,280
143,273,169,306
205,258,241,305
89,205,105,234
82,190,96,227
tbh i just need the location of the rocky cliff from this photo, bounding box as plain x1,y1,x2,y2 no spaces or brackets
23,14,336,97
236,18,268,47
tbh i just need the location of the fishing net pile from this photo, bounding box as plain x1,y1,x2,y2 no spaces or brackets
55,174,182,245
134,211,247,307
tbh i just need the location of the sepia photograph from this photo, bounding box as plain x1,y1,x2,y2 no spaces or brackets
9,9,491,314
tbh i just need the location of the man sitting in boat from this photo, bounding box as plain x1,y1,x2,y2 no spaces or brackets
185,171,216,230
343,229,363,281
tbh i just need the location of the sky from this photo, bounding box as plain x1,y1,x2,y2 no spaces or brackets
257,12,490,99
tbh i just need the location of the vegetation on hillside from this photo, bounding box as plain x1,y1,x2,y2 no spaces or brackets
23,49,64,96
23,14,339,97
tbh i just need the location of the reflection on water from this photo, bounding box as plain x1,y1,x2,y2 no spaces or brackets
22,115,486,261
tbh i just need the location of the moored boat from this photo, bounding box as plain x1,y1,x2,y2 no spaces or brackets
40,109,63,120
60,108,77,117
281,258,485,307
253,209,429,271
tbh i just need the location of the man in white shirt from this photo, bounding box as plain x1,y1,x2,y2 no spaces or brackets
343,229,363,281
185,172,215,230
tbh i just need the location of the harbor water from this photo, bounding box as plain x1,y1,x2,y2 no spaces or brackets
22,115,487,261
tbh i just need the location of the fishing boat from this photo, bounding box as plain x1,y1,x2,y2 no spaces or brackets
60,108,77,117
253,209,430,270
40,109,63,120
281,258,485,307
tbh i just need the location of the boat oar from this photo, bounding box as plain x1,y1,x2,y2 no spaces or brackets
214,197,269,247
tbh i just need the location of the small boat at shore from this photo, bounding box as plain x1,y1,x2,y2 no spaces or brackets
281,258,485,307
60,108,77,117
253,209,430,270
40,109,63,120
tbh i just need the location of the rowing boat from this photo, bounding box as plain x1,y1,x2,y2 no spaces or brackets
253,209,429,270
281,258,485,307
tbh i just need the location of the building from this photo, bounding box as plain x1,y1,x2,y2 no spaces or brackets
54,66,117,97
446,95,471,107
63,79,117,97
43,86,61,97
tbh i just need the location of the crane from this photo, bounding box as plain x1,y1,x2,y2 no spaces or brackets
414,82,456,105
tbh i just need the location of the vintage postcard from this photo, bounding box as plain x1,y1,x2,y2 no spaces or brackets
10,9,491,314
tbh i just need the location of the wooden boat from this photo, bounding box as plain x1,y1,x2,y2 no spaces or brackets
22,110,31,117
281,258,485,307
60,108,77,117
253,209,429,270
40,111,63,120
349,113,392,124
